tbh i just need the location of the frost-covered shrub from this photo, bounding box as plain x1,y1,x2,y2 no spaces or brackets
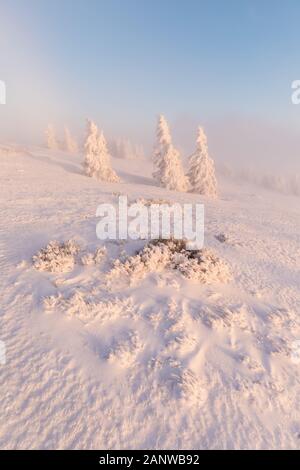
134,197,172,206
172,248,231,283
33,240,80,273
107,241,171,285
81,247,106,266
195,303,250,330
107,238,231,285
166,331,197,354
44,291,136,324
167,365,207,403
80,253,95,266
104,330,143,367
151,357,207,404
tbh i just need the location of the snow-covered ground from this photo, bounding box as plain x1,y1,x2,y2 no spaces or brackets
1,146,300,449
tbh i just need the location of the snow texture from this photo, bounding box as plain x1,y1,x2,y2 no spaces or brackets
1,146,300,450
32,240,80,273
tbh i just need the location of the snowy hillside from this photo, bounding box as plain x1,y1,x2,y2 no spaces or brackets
1,147,300,449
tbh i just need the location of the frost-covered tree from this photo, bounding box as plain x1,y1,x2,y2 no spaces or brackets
134,143,145,160
153,115,188,192
187,127,218,198
118,138,133,159
110,138,145,160
83,120,120,182
45,124,58,150
96,130,120,182
64,127,78,154
83,120,99,178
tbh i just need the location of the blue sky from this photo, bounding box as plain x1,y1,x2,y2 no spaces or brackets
1,0,300,169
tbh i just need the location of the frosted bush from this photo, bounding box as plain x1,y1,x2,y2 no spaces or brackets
166,331,197,354
44,293,63,310
44,291,136,324
168,367,207,403
172,248,231,283
107,239,231,285
104,330,143,367
80,253,95,266
197,303,250,330
107,242,171,285
152,357,207,404
134,197,172,206
33,240,80,273
81,247,106,266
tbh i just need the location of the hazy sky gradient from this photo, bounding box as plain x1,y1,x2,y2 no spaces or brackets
1,0,300,171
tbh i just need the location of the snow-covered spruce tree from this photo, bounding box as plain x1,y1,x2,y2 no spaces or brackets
117,138,133,159
187,126,218,198
96,130,120,182
111,138,145,160
153,115,188,192
83,120,99,178
45,124,58,150
134,143,145,160
110,138,133,159
64,127,78,154
83,120,120,182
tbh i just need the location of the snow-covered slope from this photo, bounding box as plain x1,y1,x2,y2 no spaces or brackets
1,147,300,449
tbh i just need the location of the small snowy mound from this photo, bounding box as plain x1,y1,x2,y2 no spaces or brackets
32,240,80,273
150,356,207,405
104,330,143,367
215,233,228,243
108,239,231,285
215,232,242,246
